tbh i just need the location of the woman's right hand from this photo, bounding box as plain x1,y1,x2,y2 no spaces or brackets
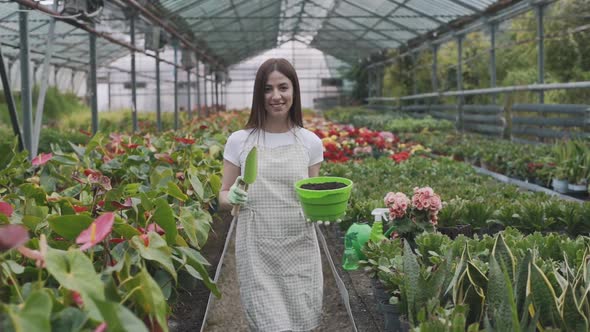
228,176,248,205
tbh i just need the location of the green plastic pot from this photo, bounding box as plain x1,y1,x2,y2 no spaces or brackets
294,176,353,222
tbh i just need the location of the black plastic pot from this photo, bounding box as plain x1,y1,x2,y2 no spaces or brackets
371,277,390,307
380,302,409,332
438,224,473,239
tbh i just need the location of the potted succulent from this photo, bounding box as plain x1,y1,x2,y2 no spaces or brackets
550,142,570,193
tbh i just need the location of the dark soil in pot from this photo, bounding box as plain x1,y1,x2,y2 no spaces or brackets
301,182,348,190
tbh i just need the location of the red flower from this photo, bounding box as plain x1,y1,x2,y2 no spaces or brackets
391,151,411,163
175,137,195,144
73,205,88,213
155,153,174,164
110,197,133,210
32,153,53,166
147,223,165,235
76,212,115,251
0,201,14,218
199,125,209,130
79,129,92,137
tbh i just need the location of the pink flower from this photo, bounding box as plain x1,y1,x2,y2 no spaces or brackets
32,153,53,166
0,201,14,218
384,192,410,220
72,291,84,307
76,212,115,251
412,187,442,212
16,234,47,268
0,224,28,251
94,322,107,332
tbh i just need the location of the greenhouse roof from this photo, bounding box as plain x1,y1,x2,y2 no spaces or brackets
1,0,520,71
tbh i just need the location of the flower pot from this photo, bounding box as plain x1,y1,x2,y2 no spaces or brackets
437,224,473,239
294,176,353,222
551,178,569,193
371,277,390,306
379,302,409,332
568,183,587,193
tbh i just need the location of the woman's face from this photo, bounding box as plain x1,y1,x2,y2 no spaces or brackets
264,70,293,119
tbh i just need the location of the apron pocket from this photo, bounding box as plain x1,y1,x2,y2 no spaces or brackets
256,234,315,276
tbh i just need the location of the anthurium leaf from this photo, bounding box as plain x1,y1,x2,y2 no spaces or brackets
175,246,219,298
179,207,211,249
166,182,188,202
50,307,87,332
123,268,168,332
48,215,93,240
92,297,148,332
153,198,177,245
207,174,221,195
85,132,104,157
45,247,105,304
58,200,76,215
22,215,43,231
68,142,86,157
150,166,174,190
188,167,204,200
130,232,176,281
5,290,52,332
2,260,25,274
113,222,141,239
154,269,173,299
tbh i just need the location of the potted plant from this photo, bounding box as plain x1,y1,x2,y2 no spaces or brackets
550,142,570,193
294,176,353,224
566,140,588,194
382,187,442,250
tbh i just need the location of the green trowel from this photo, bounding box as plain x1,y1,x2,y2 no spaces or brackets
231,147,258,216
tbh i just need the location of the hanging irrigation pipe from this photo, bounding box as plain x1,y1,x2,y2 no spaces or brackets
11,0,209,73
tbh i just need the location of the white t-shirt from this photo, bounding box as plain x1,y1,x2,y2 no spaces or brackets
224,127,324,168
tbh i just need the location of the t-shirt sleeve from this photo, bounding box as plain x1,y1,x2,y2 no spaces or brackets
307,131,324,166
223,132,241,167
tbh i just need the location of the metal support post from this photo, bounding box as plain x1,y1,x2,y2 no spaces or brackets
412,51,418,105
431,44,438,93
490,22,497,104
89,33,98,135
196,58,201,117
187,69,192,122
156,51,161,132
107,72,111,111
536,5,545,104
457,35,464,132
215,72,219,113
173,41,179,130
0,42,24,151
130,13,138,132
32,0,57,156
71,71,75,92
19,5,33,157
203,67,208,114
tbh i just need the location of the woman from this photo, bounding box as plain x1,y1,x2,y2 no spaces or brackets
219,58,324,331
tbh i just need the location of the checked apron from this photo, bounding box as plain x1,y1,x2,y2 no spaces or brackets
236,139,323,332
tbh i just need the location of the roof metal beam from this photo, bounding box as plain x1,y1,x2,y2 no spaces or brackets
446,0,483,14
121,0,225,69
382,0,446,25
309,0,403,45
338,0,420,36
164,0,210,18
290,0,307,39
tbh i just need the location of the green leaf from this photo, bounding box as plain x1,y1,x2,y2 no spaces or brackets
179,207,211,249
188,167,204,200
527,261,560,327
112,222,141,239
2,260,25,274
403,242,420,324
50,307,87,332
487,255,517,331
492,233,516,281
153,198,177,245
45,247,105,318
166,181,188,202
92,297,149,332
22,215,43,231
562,284,588,332
5,290,52,332
175,246,219,298
130,232,176,281
208,174,221,195
123,268,168,332
149,166,174,190
48,215,93,240
85,132,104,157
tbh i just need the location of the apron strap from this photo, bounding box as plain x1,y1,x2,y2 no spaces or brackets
315,224,359,332
200,215,237,332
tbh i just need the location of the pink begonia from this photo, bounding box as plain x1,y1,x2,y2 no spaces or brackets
384,192,410,220
76,212,115,251
412,186,442,212
31,153,53,166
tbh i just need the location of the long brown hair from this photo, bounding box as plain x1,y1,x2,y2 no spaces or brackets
245,58,303,130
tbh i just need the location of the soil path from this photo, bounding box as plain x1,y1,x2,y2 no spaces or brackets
203,224,354,331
